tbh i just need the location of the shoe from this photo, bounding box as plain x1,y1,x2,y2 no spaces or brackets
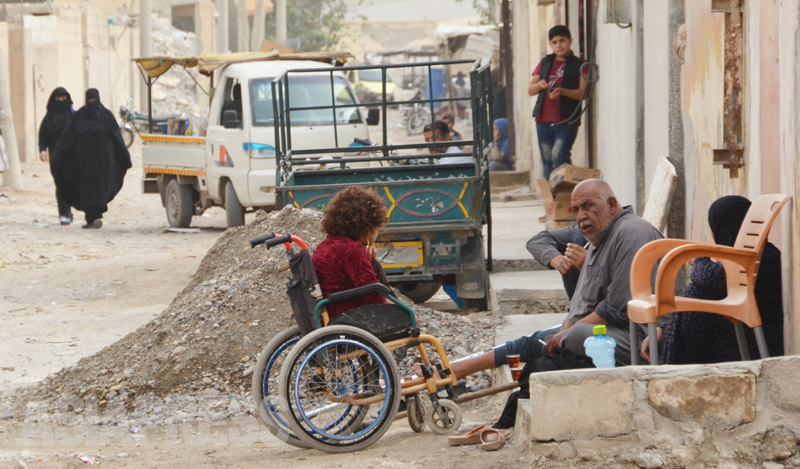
480,428,508,451
447,424,488,446
81,218,103,229
59,215,71,226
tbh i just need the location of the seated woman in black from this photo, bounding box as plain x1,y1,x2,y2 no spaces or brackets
645,195,784,364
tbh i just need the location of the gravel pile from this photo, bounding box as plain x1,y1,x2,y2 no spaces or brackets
0,207,497,427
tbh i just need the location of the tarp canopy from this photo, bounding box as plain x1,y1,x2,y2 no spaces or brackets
433,24,499,41
133,51,354,79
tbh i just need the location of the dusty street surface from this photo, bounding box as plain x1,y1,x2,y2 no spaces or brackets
0,142,533,467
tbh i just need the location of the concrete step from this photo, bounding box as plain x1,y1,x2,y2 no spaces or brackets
489,270,570,316
490,184,539,203
489,169,530,188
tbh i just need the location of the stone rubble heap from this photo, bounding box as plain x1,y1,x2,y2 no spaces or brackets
0,207,497,427
149,14,209,130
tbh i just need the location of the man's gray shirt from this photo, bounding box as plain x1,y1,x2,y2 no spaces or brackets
567,206,674,330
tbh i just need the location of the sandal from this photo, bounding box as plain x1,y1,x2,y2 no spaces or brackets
480,428,507,451
447,424,488,446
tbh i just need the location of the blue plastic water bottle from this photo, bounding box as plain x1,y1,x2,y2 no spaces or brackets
584,324,616,368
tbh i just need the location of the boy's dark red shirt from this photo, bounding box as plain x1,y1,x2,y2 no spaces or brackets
312,235,386,319
532,59,566,123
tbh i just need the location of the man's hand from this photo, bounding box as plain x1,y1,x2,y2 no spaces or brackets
640,327,664,362
548,87,564,99
528,77,549,96
563,243,587,271
548,254,573,275
39,150,47,162
545,330,565,354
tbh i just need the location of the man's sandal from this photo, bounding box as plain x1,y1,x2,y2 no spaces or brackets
447,424,488,446
479,428,507,451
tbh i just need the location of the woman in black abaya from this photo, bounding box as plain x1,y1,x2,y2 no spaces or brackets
38,87,74,225
51,89,131,229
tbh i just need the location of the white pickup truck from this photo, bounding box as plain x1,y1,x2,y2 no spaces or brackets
140,59,374,228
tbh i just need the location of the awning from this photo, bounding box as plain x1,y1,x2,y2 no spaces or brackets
133,51,355,79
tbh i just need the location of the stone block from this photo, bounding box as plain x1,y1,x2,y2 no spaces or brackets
762,357,800,412
528,376,634,441
647,374,755,429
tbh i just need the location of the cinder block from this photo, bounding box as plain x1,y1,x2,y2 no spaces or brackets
761,357,800,412
647,374,755,429
528,376,634,441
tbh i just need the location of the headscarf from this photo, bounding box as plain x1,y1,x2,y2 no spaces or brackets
707,194,783,321
74,88,107,134
43,87,73,135
707,195,752,247
493,118,509,161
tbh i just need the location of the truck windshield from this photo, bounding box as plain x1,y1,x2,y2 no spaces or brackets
249,75,362,126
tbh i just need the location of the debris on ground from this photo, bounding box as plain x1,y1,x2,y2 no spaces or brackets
0,208,497,426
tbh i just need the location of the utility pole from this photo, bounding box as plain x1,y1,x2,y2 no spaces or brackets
276,0,287,44
217,0,229,53
139,0,152,113
236,0,249,51
250,0,266,51
500,0,515,159
0,49,22,188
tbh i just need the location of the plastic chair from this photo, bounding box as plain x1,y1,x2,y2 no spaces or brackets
628,194,790,365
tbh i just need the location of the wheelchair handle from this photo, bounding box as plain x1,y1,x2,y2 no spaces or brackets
249,232,277,248
265,233,293,249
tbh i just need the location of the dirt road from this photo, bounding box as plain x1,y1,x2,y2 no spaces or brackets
0,143,530,467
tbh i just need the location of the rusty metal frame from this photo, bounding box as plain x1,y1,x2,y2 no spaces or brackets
713,0,744,178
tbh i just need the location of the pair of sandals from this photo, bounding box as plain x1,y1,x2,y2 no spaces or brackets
447,424,508,451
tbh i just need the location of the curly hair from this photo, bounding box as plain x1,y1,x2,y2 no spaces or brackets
322,187,387,240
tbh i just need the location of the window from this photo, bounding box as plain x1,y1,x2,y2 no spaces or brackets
249,75,362,127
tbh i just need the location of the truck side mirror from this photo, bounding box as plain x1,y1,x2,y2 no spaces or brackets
366,108,380,126
222,110,241,129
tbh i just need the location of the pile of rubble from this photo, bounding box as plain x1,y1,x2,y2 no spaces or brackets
149,15,208,129
1,208,497,426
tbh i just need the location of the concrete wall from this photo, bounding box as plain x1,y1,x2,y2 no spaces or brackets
4,4,139,163
517,357,800,465
512,0,800,354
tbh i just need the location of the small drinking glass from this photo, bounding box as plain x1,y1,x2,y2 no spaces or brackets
511,367,523,381
506,354,521,368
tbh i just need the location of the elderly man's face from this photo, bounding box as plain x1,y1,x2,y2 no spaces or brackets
570,184,617,245
424,129,450,154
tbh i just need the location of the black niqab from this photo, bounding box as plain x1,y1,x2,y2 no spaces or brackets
74,88,107,134
39,87,73,153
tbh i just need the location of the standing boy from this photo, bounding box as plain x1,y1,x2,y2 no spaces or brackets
528,25,586,179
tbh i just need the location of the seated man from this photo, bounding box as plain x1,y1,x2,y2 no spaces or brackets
447,179,673,377
424,120,472,165
526,223,587,300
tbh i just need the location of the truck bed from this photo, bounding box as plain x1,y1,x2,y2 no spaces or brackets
278,163,483,232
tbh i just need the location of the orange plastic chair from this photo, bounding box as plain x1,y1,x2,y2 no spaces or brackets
628,194,790,365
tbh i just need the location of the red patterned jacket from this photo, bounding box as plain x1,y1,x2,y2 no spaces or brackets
312,235,386,319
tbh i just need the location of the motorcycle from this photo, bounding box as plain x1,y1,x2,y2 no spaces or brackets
399,87,431,136
118,98,187,148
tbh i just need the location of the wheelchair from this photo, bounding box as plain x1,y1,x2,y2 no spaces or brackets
249,233,463,453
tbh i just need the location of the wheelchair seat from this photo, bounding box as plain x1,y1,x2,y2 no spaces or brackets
328,303,419,342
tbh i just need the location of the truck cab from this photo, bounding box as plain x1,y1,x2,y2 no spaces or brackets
140,58,371,228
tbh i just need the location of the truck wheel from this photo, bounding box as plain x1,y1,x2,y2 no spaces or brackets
395,281,440,304
225,181,245,228
165,179,193,228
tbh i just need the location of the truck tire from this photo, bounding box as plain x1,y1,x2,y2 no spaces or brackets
165,179,193,228
395,281,440,304
225,181,245,228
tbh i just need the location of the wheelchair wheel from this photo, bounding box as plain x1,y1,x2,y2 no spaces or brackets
251,326,308,448
279,325,402,453
424,399,461,435
407,393,426,433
